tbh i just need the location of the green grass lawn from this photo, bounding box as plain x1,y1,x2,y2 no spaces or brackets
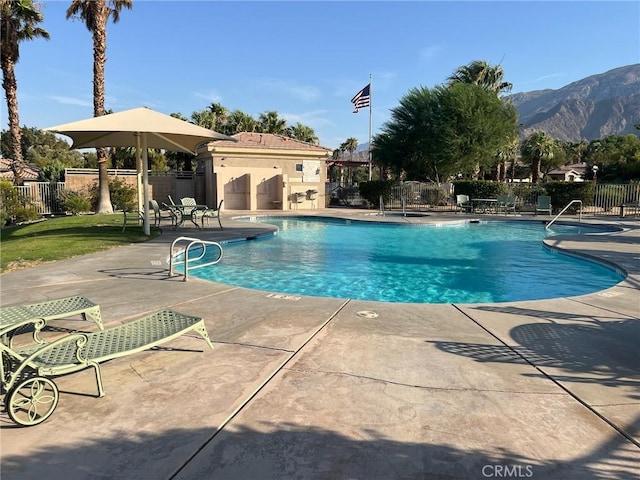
0,214,159,273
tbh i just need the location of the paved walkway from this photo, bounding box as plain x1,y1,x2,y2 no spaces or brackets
1,210,639,479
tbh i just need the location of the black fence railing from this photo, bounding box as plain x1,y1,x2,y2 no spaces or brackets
327,181,640,216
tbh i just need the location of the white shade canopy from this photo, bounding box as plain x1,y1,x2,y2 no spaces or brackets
46,107,235,235
45,106,233,153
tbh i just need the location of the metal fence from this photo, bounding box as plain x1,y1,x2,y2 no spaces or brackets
591,183,640,216
15,182,65,215
12,180,640,217
383,182,640,216
387,182,454,211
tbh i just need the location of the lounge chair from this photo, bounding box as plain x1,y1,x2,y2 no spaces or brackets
535,196,552,216
1,295,103,346
149,199,176,228
1,309,214,426
456,194,472,213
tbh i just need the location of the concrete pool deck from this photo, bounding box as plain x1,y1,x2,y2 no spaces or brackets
1,210,638,479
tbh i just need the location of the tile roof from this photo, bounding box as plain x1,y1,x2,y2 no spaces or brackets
0,158,40,181
213,132,332,152
548,163,587,175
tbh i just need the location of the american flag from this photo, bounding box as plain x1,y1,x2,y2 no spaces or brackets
351,83,371,113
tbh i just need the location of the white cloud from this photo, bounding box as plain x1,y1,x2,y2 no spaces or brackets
420,45,442,60
49,96,92,107
194,90,223,103
518,72,566,86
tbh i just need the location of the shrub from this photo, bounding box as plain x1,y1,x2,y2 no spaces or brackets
358,180,395,207
61,189,92,215
89,177,137,212
109,177,137,212
421,186,450,206
0,180,39,226
544,182,596,213
452,180,506,199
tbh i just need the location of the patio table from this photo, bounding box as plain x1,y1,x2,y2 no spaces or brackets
167,204,208,229
471,198,497,214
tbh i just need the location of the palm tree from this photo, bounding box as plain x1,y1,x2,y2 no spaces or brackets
330,145,345,184
207,102,228,131
258,111,287,134
341,137,358,184
342,137,358,162
287,122,319,144
190,109,214,129
495,136,519,182
1,0,49,185
66,0,132,214
448,60,512,95
225,110,258,135
521,131,555,183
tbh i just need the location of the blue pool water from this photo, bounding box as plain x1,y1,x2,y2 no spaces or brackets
185,217,624,304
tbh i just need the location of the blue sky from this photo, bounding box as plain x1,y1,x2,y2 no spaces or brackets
7,1,640,150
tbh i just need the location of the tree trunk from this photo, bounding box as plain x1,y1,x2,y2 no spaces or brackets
497,160,507,182
1,55,25,185
93,1,113,214
532,158,541,184
472,163,480,180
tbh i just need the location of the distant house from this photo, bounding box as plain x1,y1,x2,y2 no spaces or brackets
196,133,333,210
547,163,586,182
0,158,39,182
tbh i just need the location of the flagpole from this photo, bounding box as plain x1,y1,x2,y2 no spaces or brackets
368,73,373,181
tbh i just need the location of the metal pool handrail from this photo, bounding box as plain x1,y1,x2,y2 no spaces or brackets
169,236,223,281
546,200,582,230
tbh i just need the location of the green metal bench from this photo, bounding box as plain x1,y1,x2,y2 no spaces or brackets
1,309,213,426
0,295,103,346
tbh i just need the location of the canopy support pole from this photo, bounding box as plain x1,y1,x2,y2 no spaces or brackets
142,133,150,236
135,133,143,218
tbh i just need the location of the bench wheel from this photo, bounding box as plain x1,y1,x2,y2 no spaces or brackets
6,377,59,426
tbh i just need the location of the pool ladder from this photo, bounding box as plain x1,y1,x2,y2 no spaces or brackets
169,236,223,281
546,200,582,230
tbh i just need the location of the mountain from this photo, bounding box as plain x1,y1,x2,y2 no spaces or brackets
508,64,640,142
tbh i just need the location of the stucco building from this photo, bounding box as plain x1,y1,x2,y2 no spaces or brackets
196,132,332,210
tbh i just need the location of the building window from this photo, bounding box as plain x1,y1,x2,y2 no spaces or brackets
295,164,303,172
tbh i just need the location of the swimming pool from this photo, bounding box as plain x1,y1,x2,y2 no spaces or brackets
185,217,624,304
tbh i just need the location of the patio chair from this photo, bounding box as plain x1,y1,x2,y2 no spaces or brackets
497,195,517,215
1,295,103,347
149,199,176,228
456,194,472,213
177,196,200,223
535,196,552,216
180,196,198,215
194,199,224,229
1,309,214,426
